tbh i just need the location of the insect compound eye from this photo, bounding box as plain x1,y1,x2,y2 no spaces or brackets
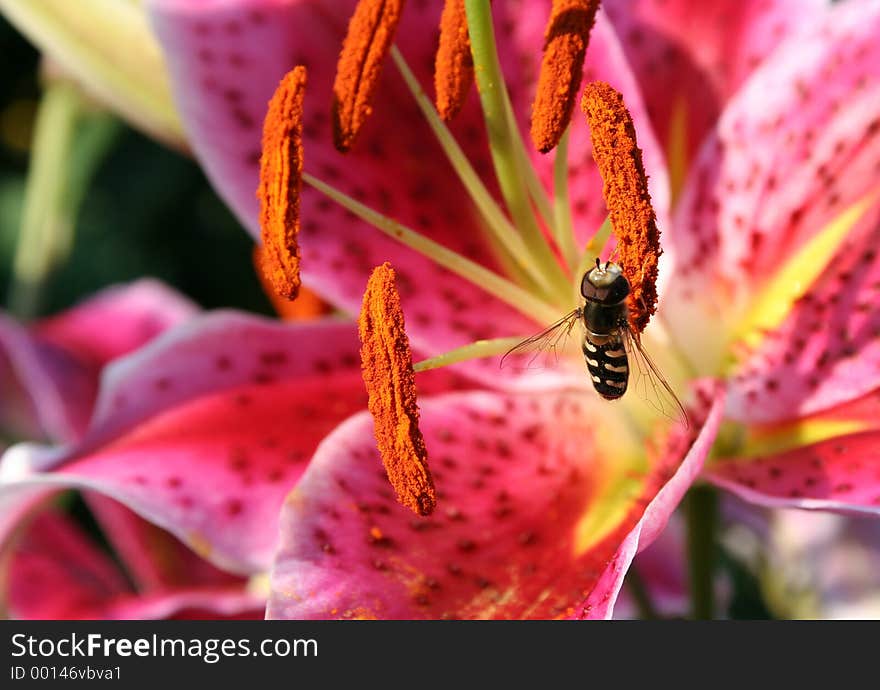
580,262,630,304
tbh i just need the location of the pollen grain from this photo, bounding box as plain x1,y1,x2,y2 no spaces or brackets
359,262,437,517
581,80,660,333
332,0,405,152
258,66,306,301
530,0,600,154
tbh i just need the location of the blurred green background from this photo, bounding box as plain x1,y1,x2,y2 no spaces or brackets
0,14,273,319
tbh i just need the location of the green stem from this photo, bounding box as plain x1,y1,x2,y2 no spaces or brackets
412,336,523,372
501,92,555,232
463,0,569,301
686,485,717,620
552,128,579,271
8,81,120,318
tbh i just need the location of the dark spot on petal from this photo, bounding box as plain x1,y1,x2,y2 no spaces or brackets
457,538,477,553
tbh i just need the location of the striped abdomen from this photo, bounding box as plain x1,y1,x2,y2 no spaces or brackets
582,335,629,400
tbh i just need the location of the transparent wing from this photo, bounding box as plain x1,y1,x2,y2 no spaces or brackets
500,308,583,371
621,326,690,428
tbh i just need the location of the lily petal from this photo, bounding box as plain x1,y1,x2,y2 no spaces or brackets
0,280,198,443
707,430,880,517
4,509,263,619
0,319,78,443
88,313,361,446
0,281,198,554
602,0,826,192
34,279,199,368
726,204,880,423
0,316,369,574
665,0,880,373
267,385,724,619
668,0,880,308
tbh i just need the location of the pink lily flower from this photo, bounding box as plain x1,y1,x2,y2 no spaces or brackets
5,0,876,619
136,0,721,619
0,281,267,619
144,0,880,618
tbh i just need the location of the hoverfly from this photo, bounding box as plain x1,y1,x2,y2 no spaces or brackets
502,259,689,426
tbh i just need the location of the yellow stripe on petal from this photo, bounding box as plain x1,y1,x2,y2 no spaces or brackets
572,467,645,556
733,419,871,461
731,191,879,353
572,421,645,556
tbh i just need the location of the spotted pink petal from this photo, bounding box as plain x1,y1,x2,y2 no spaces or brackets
726,204,880,423
0,280,197,443
85,313,362,447
602,0,826,181
0,316,370,574
267,384,724,620
667,0,880,305
34,279,198,366
707,431,880,516
5,510,262,620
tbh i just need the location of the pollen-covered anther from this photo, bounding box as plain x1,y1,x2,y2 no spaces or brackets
434,0,474,122
359,262,437,517
257,66,306,301
530,0,601,154
332,0,405,152
581,80,661,334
